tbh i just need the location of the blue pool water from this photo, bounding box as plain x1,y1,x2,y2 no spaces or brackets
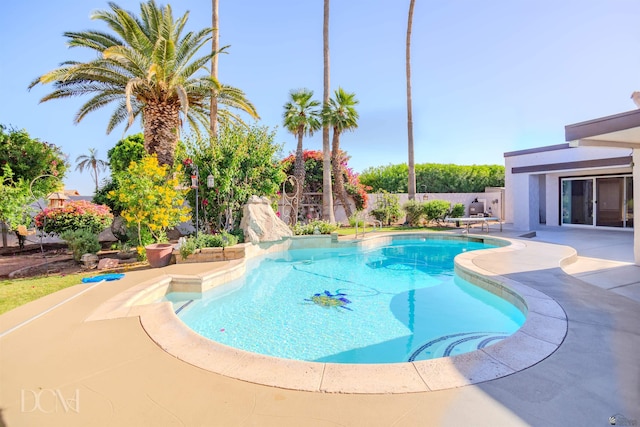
169,238,525,364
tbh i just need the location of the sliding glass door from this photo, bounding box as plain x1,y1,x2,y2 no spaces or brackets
561,175,633,228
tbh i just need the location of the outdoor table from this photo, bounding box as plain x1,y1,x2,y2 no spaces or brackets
445,217,502,233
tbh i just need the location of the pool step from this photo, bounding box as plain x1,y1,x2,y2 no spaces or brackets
408,331,508,361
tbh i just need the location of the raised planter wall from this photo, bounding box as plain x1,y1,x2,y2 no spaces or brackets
173,244,247,264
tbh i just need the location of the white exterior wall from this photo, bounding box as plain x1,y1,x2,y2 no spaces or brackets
635,149,640,264
348,192,503,225
281,192,504,225
505,145,633,230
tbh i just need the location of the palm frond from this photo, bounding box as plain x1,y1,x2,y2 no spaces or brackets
64,30,123,51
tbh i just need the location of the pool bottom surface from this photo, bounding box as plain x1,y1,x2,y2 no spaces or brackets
171,239,525,364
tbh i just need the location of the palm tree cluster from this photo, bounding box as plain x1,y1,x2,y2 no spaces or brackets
283,87,359,222
30,0,257,167
29,0,415,227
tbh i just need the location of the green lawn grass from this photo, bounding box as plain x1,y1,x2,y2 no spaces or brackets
0,273,91,315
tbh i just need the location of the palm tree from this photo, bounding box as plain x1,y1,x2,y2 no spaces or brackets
210,0,219,137
75,148,108,193
29,0,257,167
324,88,359,219
283,89,322,223
322,0,336,223
406,0,417,200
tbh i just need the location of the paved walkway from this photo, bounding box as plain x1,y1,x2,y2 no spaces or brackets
0,227,638,426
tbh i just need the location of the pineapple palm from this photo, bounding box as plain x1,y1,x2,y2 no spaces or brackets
29,0,257,167
283,89,322,223
323,88,359,218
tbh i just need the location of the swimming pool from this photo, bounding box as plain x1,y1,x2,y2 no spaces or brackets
168,237,526,364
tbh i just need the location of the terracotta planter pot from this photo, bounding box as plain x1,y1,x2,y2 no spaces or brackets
145,243,174,268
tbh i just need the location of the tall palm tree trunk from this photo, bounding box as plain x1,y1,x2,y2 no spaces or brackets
331,130,353,218
406,0,417,200
91,164,99,192
322,0,335,223
292,130,306,224
143,102,181,166
210,0,219,139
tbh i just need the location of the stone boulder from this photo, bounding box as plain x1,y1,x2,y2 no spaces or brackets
240,196,293,244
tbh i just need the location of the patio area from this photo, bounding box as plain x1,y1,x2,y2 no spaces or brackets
0,227,638,426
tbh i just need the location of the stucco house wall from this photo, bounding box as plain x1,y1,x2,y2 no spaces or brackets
504,144,633,231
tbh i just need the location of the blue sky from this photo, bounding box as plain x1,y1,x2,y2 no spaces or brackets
1,0,639,195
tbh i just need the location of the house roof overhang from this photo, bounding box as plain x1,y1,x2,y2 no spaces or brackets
565,108,640,149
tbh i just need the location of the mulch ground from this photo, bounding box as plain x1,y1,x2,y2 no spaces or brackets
0,244,150,279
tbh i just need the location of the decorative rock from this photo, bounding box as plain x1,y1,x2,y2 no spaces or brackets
98,258,120,270
80,253,99,270
240,195,293,244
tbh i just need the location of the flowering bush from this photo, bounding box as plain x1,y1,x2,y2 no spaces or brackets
281,149,370,209
34,200,113,235
108,154,190,248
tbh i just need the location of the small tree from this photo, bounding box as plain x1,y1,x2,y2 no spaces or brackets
0,125,68,245
0,125,68,196
0,166,33,231
108,155,190,248
180,124,285,233
370,191,402,226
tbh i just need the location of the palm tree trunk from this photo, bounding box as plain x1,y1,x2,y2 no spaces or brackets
331,130,353,218
406,0,417,200
143,102,181,166
322,0,336,223
210,0,219,139
92,164,99,192
292,130,306,224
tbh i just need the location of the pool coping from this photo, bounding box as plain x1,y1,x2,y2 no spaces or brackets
85,232,569,394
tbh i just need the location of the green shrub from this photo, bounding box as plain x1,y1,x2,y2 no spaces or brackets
179,237,198,260
423,200,451,224
448,203,465,218
348,211,365,227
403,200,425,226
179,232,239,259
370,191,402,226
60,229,101,261
229,227,245,244
292,220,339,235
196,232,238,248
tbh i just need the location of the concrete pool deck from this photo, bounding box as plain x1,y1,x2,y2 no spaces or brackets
1,226,639,426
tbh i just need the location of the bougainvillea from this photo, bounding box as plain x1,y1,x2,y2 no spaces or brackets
108,154,190,247
281,150,370,210
34,200,113,235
